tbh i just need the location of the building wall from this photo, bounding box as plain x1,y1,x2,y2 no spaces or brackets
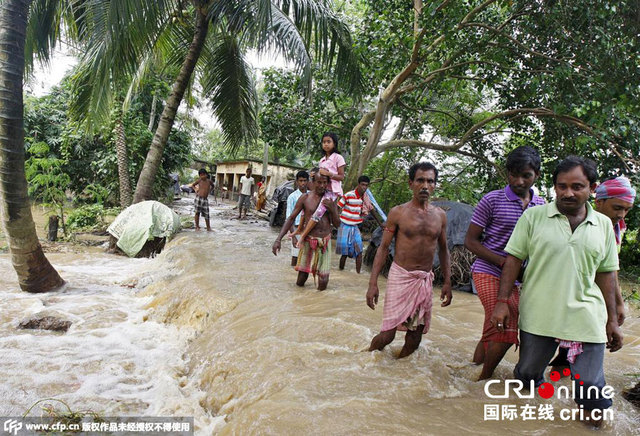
215,161,302,201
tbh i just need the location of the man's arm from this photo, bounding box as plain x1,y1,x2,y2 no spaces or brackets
491,254,523,331
595,271,623,352
272,195,305,255
464,223,506,267
324,197,340,228
614,272,625,326
366,208,398,310
438,211,452,307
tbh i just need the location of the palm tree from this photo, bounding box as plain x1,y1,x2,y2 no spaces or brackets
0,0,64,292
70,0,363,203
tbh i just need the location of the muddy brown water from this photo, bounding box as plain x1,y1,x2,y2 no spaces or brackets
0,198,638,435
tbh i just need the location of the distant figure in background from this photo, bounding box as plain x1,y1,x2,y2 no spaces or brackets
336,175,381,273
191,168,214,231
170,173,180,197
256,176,267,211
238,167,254,219
286,171,309,266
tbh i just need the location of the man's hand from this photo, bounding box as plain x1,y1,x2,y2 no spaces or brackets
606,320,623,352
440,283,452,307
272,240,281,256
490,303,510,333
322,198,335,209
366,283,379,310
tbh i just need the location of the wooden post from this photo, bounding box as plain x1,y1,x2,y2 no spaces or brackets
47,215,59,242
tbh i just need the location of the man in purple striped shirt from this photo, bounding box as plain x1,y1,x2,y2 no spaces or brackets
464,146,546,380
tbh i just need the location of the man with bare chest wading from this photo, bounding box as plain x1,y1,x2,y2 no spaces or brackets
366,162,453,358
272,174,340,291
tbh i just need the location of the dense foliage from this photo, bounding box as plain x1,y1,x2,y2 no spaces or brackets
24,77,192,207
257,0,640,273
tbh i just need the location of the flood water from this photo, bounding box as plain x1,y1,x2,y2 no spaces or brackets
1,198,638,435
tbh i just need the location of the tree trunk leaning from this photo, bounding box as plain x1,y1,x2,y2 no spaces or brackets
115,117,132,207
132,8,210,203
0,0,64,292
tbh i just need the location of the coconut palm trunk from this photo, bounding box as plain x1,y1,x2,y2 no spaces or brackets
115,117,132,207
133,5,209,203
0,0,64,292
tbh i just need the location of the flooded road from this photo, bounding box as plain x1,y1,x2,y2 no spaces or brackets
1,198,638,435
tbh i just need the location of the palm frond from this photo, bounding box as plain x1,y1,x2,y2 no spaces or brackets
25,0,79,76
281,0,364,96
199,32,258,154
68,0,178,129
211,0,364,97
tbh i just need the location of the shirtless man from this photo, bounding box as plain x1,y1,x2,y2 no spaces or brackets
366,162,453,358
272,174,340,291
191,168,214,231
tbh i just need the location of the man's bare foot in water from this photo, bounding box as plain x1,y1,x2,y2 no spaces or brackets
195,227,201,231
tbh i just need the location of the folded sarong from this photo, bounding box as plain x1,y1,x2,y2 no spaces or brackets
473,272,519,347
381,262,434,334
335,223,363,258
295,234,331,280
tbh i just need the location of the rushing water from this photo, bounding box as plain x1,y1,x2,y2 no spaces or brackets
1,198,639,435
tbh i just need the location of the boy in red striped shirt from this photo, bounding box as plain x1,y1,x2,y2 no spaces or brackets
336,175,377,273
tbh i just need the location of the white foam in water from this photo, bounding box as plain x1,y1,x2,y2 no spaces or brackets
0,252,220,434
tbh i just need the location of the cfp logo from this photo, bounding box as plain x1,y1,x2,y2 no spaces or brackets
3,419,22,435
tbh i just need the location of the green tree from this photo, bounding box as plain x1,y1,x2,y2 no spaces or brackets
24,142,71,233
68,0,363,203
345,0,639,189
259,66,363,166
0,0,64,292
24,75,193,207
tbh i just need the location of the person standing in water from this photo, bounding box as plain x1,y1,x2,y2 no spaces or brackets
273,174,340,291
366,162,452,358
294,133,346,245
464,146,546,380
238,167,255,220
286,170,310,266
492,156,622,425
549,175,635,372
191,168,214,231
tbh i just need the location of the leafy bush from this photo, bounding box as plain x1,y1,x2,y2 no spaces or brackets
66,204,112,231
620,229,640,279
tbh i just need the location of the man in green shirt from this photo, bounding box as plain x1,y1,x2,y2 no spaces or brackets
491,156,623,418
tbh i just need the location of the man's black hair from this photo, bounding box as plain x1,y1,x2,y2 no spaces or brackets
408,162,438,182
506,146,541,173
296,170,309,180
552,155,598,185
358,175,371,184
198,168,208,175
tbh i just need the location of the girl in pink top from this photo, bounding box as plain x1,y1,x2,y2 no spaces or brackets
294,132,346,246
